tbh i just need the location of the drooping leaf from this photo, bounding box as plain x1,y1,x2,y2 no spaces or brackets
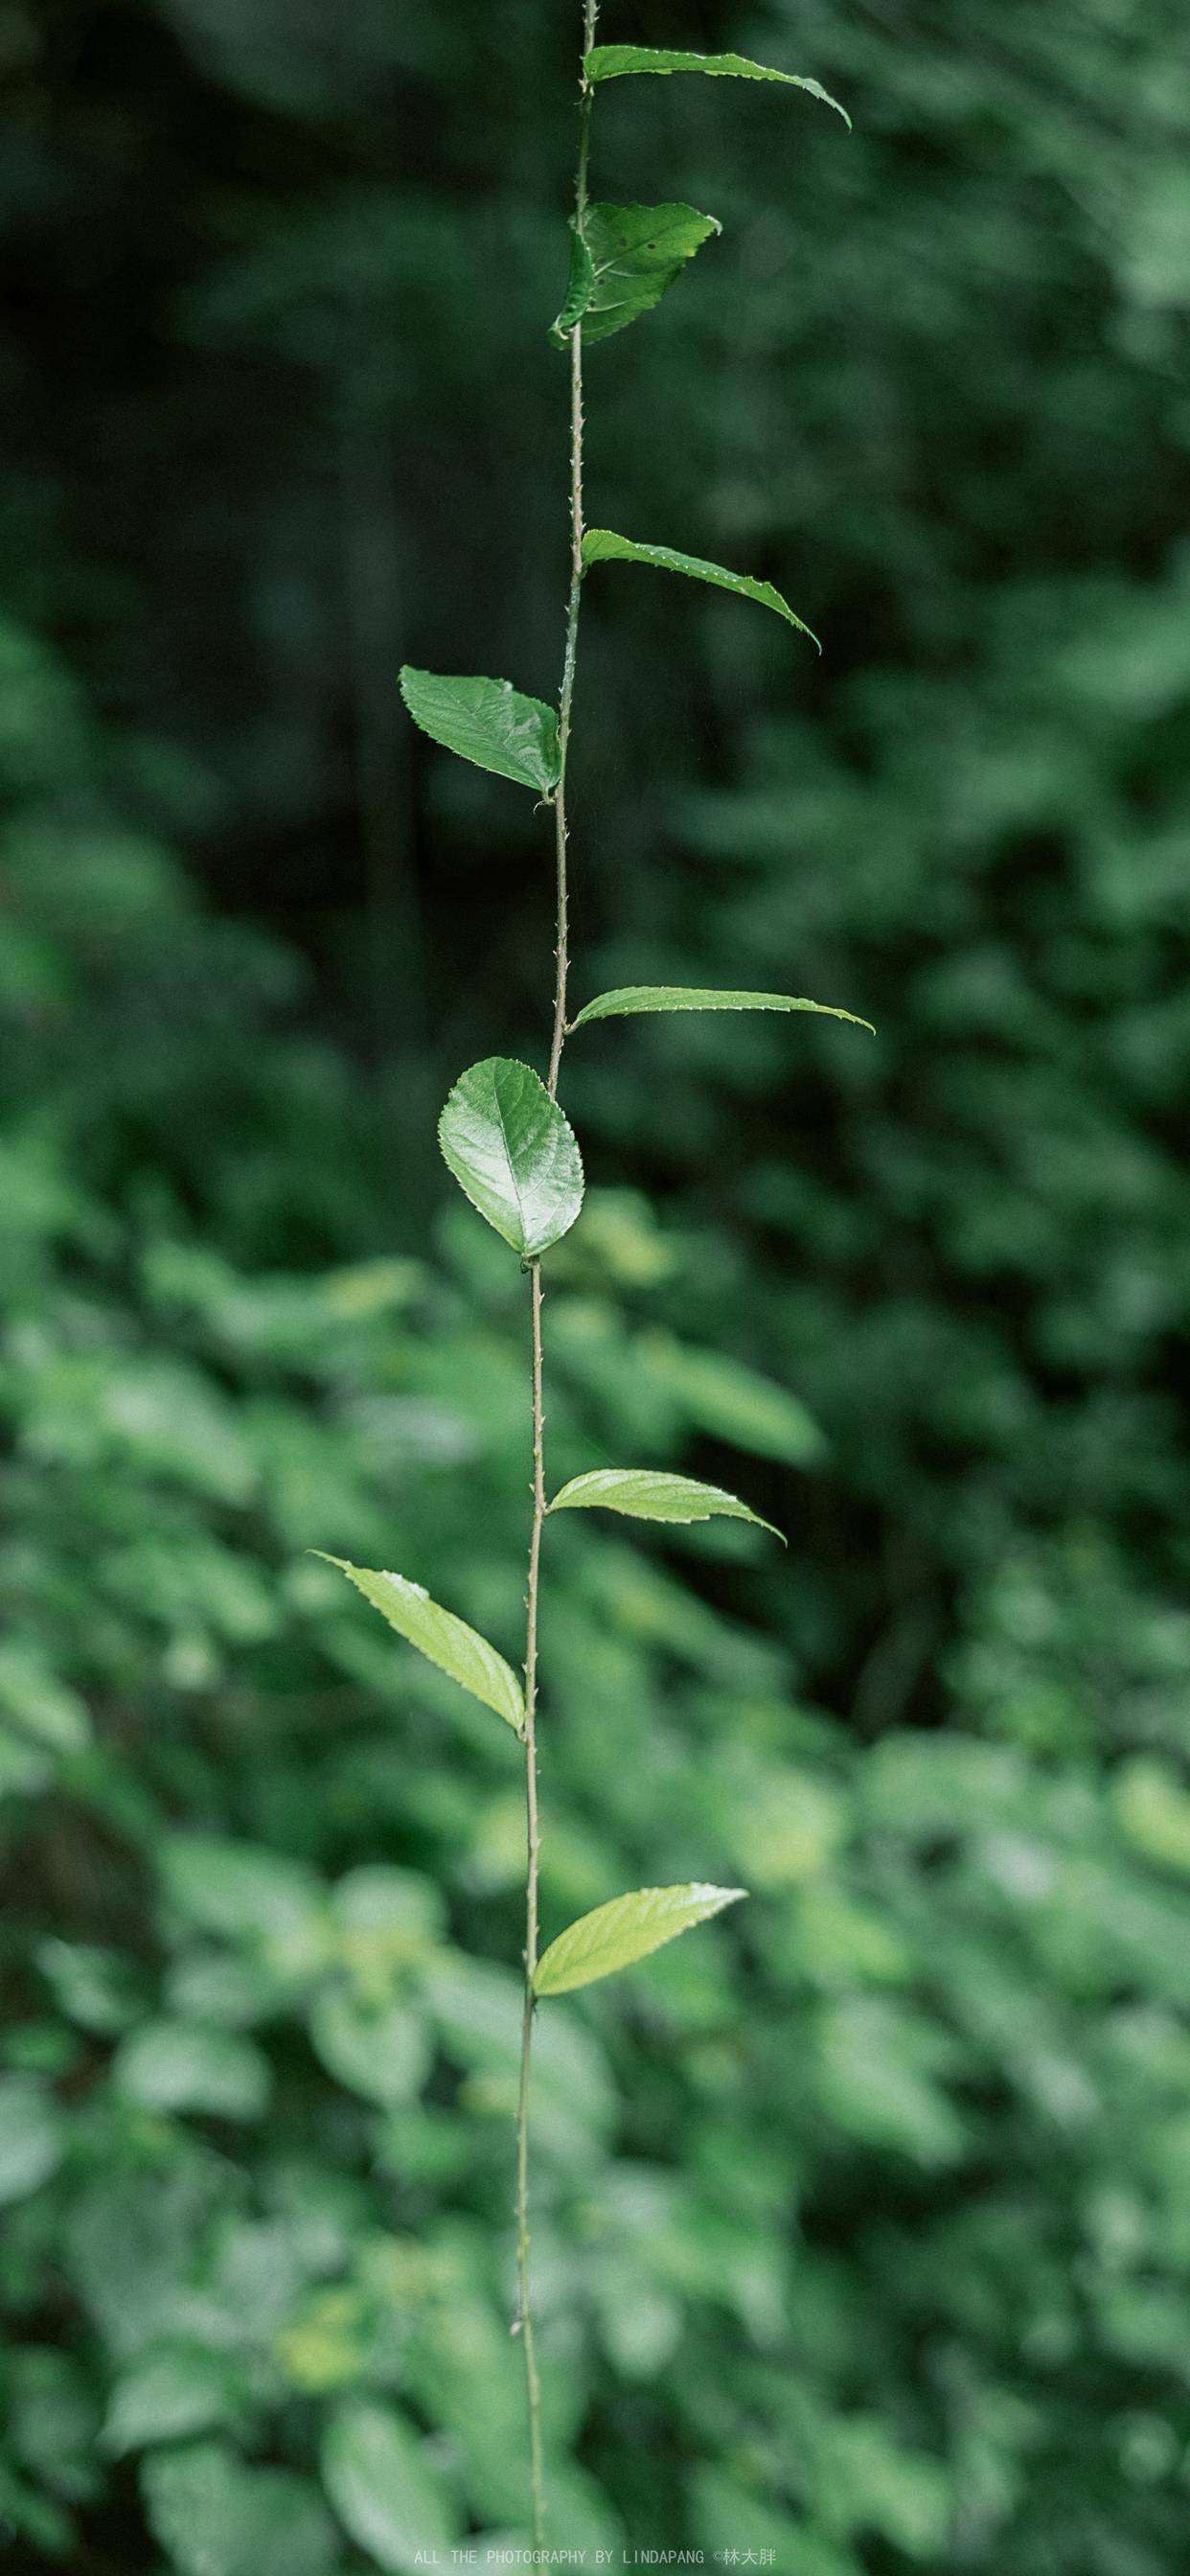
640,1332,825,1465
316,1554,524,1735
554,203,721,348
534,1883,746,1997
399,668,560,794
322,2399,459,2575
438,1056,584,1258
571,984,874,1033
548,221,596,345
585,45,850,127
581,530,819,648
549,1467,783,1542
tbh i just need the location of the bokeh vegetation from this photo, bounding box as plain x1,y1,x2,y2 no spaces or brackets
2,3,1190,2569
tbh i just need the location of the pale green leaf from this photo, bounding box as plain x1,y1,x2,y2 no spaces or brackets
585,45,850,127
549,1467,783,1542
581,529,818,648
571,984,873,1033
112,2019,272,2122
322,2399,459,2575
548,221,595,344
558,202,721,348
438,1056,584,1258
640,1333,826,1465
0,2074,65,2205
309,1990,431,2107
103,2344,239,2456
534,1883,746,1998
399,668,560,794
144,2446,338,2576
317,1554,525,1734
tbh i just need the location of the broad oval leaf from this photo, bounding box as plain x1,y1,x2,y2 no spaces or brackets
555,203,721,348
585,45,850,127
317,1554,524,1735
548,220,596,345
581,529,819,650
549,1467,783,1543
399,668,560,794
438,1056,584,1258
571,984,874,1034
535,1883,746,1998
322,2400,459,2576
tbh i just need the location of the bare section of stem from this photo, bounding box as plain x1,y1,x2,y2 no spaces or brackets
515,2,599,2543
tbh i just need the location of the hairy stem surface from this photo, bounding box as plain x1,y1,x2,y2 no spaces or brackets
514,0,598,2544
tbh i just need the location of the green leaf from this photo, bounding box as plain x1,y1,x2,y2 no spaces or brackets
399,668,560,794
322,2399,459,2575
309,1990,431,2107
316,1553,525,1735
111,2019,272,2122
534,1882,746,1998
438,1056,584,1258
581,529,818,649
548,220,596,345
0,2074,65,2205
640,1333,825,1465
158,1838,325,1954
103,2343,239,2456
143,2443,338,2576
571,984,873,1034
555,203,721,348
585,45,850,127
549,1467,783,1542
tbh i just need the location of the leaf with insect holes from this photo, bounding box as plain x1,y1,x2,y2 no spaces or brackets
549,1468,783,1543
585,45,850,126
535,1883,746,1998
438,1057,584,1258
581,530,818,649
399,668,560,794
571,985,873,1034
316,1555,524,1736
552,203,721,349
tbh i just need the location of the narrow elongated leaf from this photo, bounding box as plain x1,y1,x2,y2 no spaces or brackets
438,1056,584,1258
549,221,596,344
554,203,721,348
535,1883,746,1998
585,45,850,127
582,529,818,649
399,668,560,794
316,1554,524,1735
571,984,874,1034
549,1467,783,1542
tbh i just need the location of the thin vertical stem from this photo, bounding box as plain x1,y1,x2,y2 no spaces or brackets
513,1,599,2547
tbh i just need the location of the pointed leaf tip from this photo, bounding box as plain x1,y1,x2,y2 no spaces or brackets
585,46,850,129
549,1467,784,1543
438,1057,584,1258
581,531,819,650
535,1883,747,1997
314,1553,524,1735
399,668,560,794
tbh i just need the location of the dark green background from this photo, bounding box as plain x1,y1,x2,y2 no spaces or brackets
2,3,1190,2569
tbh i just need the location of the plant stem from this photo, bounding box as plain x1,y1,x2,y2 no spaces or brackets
514,2,598,2545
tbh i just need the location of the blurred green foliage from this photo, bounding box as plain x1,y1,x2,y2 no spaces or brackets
2,1,1190,2568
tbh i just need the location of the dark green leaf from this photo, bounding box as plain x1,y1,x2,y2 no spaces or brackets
438,1056,584,1258
581,530,819,648
549,1467,783,1541
561,203,721,348
316,1553,524,1734
535,1883,746,1997
399,668,560,794
571,984,873,1033
585,45,850,126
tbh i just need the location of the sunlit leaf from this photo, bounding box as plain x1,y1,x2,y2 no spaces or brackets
534,1883,746,1997
553,203,721,348
549,1467,782,1542
316,1554,524,1735
585,45,850,127
399,668,560,794
322,2400,459,2575
438,1056,584,1258
571,984,873,1033
581,530,818,648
